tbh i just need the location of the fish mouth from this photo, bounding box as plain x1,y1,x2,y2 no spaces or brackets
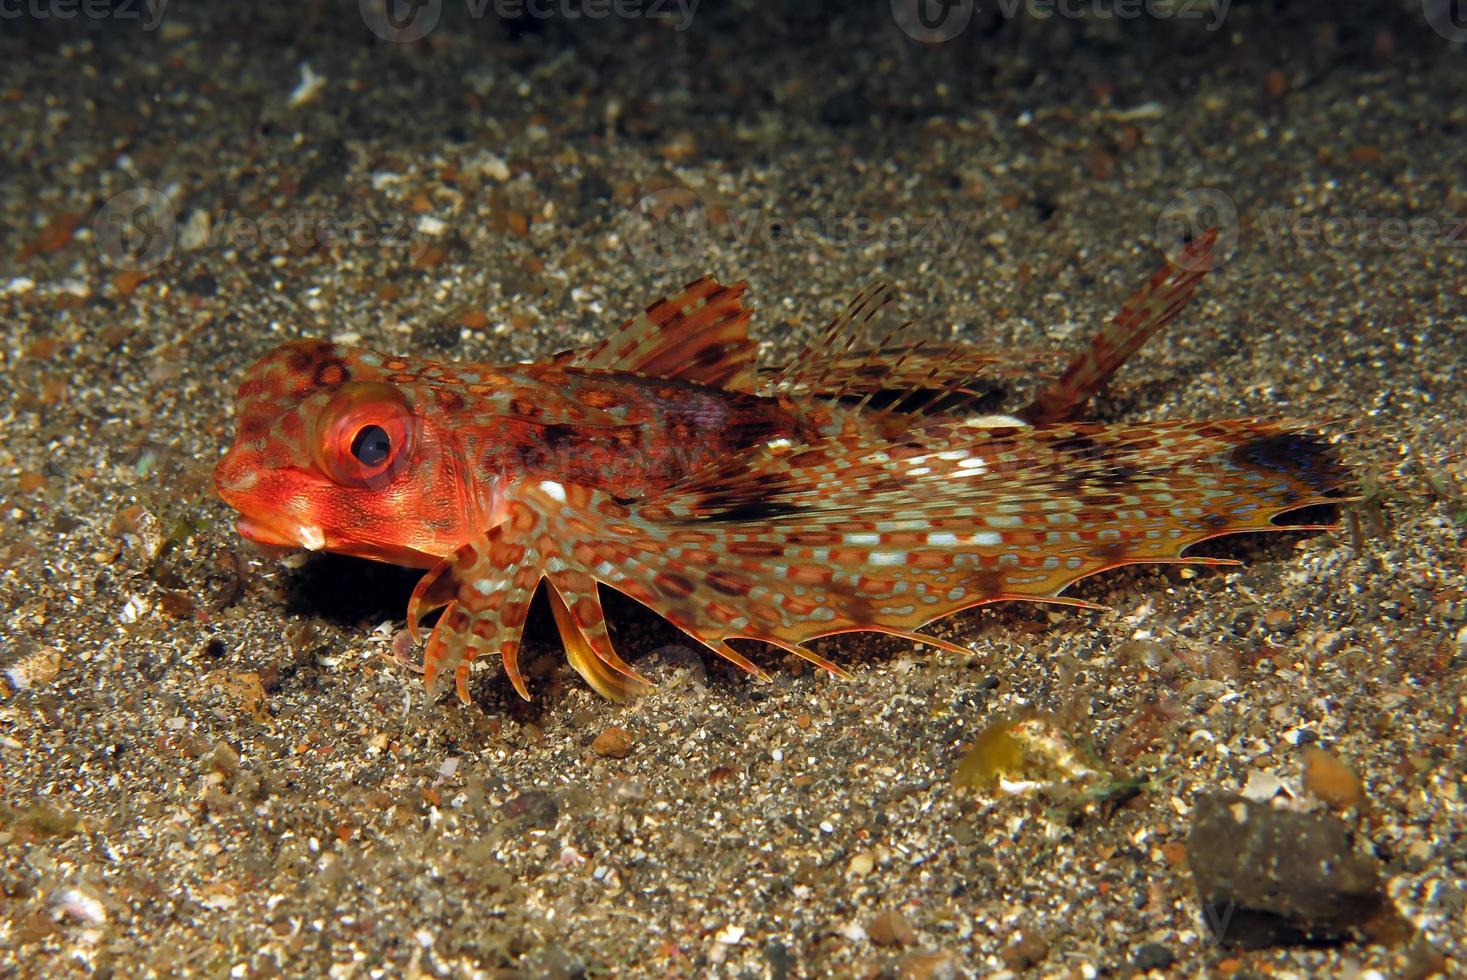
235,515,326,551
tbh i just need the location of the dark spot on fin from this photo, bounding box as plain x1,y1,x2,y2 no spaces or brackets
1232,432,1348,496
1051,434,1101,456
695,498,807,524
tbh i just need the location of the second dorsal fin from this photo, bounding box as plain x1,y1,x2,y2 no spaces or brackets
571,277,759,392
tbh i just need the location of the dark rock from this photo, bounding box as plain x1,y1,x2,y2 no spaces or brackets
1188,793,1384,948
818,88,871,128
576,173,613,221
500,790,559,829
763,940,794,980
1133,942,1174,971
183,272,218,296
411,319,461,354
1000,931,1049,971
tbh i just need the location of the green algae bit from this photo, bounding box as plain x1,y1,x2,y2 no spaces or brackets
953,711,1107,793
0,803,83,840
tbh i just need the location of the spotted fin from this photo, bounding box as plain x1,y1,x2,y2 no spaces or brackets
1023,229,1220,423
585,416,1349,672
405,416,1347,702
408,521,541,704
572,277,758,392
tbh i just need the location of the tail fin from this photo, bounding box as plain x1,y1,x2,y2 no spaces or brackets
1022,229,1219,424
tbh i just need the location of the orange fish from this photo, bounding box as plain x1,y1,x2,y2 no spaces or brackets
214,231,1348,703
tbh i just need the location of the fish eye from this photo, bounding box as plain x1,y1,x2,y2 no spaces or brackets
350,424,392,466
312,382,416,488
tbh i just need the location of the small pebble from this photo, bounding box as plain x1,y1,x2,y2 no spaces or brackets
201,741,240,777
866,908,917,947
4,647,61,691
1302,746,1364,811
1001,931,1049,971
592,726,633,759
113,270,148,296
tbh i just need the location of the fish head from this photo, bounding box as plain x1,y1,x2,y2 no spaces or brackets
213,340,493,567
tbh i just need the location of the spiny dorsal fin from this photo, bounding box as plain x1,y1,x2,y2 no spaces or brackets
762,283,1062,414
765,282,895,396
760,342,1064,413
571,277,758,392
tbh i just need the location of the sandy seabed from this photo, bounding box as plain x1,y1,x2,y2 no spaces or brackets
2,2,1463,976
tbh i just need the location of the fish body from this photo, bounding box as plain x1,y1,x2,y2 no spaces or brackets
215,341,808,561
215,233,1349,703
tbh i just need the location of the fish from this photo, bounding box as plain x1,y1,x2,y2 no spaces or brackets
214,230,1350,704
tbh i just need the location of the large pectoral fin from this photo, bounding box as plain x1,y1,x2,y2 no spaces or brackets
408,520,542,704
406,487,653,704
